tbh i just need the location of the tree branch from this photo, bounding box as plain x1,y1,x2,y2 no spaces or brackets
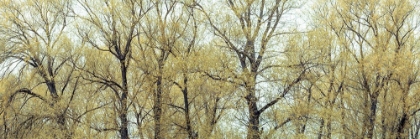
9,88,48,104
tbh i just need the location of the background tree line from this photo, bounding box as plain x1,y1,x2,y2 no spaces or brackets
0,0,420,139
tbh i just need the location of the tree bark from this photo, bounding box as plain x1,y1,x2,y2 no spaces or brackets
397,113,408,139
246,90,261,139
154,60,164,139
182,74,197,139
318,118,324,139
366,96,378,139
119,60,129,139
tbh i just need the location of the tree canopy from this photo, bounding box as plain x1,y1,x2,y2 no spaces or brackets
1,0,420,139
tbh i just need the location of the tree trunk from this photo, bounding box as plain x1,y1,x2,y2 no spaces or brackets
119,60,129,139
47,81,59,100
246,92,260,139
182,75,197,139
381,91,387,139
397,113,408,139
366,96,378,139
397,86,412,139
244,70,261,139
154,60,164,139
318,119,324,139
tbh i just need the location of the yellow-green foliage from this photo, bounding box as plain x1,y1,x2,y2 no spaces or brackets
0,0,420,139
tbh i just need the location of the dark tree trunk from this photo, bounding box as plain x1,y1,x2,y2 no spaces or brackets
397,113,408,139
182,75,197,139
154,60,164,139
119,60,129,139
47,81,59,100
246,92,261,139
318,119,324,139
366,96,378,139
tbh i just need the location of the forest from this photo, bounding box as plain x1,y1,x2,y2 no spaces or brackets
0,0,420,139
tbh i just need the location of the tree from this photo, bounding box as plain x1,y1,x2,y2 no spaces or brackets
195,0,307,138
0,0,79,138
2,0,420,138
75,0,151,138
135,1,184,138
312,0,420,138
